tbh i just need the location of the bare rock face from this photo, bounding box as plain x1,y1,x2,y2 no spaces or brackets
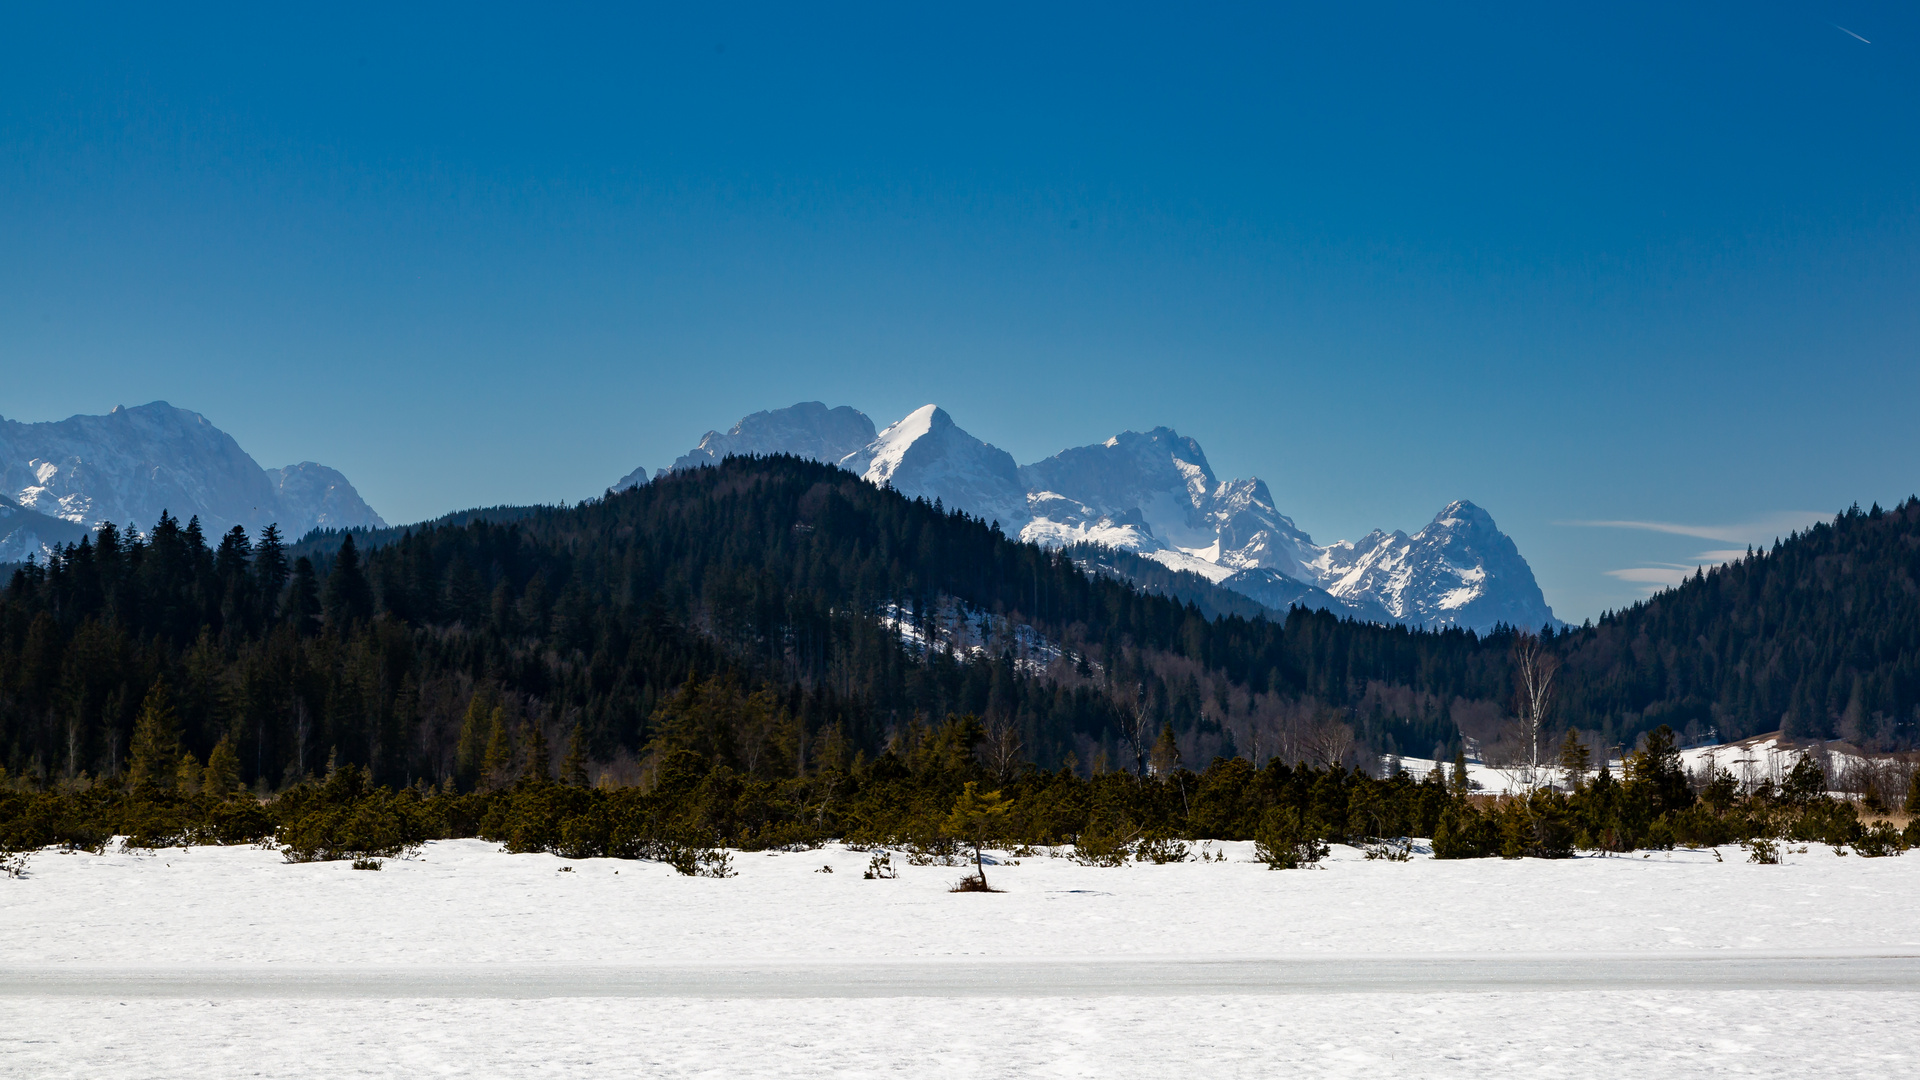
660,401,1561,633
661,401,877,477
0,402,385,550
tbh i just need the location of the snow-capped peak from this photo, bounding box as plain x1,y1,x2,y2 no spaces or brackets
849,404,946,487
657,401,1559,632
0,401,384,544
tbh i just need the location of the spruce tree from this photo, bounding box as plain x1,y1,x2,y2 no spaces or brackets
286,557,321,633
322,534,374,627
455,689,497,790
1451,747,1471,796
254,524,289,603
522,722,550,785
203,735,241,797
944,782,1012,888
1149,723,1181,777
562,723,591,786
481,708,515,791
174,751,202,794
127,681,182,794
1556,729,1591,788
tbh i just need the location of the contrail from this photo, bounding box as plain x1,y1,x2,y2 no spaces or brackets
1836,25,1871,44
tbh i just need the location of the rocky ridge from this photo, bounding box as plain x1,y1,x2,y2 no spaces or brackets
633,401,1560,633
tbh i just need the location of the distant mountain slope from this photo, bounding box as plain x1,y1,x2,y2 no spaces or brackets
658,401,1558,633
662,401,876,477
839,405,1029,528
0,402,385,540
0,494,91,564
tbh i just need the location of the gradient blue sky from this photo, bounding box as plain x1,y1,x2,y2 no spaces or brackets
3,3,1916,621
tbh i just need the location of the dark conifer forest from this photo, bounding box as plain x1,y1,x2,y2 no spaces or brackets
1,455,1916,864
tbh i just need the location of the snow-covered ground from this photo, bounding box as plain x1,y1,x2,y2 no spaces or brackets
4,839,1916,1077
1392,732,1893,797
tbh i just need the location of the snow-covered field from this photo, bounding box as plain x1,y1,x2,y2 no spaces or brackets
4,839,1917,1077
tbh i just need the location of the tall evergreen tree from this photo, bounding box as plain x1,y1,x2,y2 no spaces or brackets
321,534,374,628
127,680,182,794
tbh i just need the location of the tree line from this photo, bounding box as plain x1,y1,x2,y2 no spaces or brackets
1,456,1915,804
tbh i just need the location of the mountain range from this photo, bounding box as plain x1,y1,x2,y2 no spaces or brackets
640,402,1559,633
0,401,385,561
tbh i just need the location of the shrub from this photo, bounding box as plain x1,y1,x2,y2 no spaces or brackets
1253,808,1328,869
1364,838,1413,861
1135,834,1189,864
1431,802,1498,860
1851,822,1906,858
949,872,1000,892
1072,813,1134,867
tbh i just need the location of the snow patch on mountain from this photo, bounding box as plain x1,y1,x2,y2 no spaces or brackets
0,494,91,564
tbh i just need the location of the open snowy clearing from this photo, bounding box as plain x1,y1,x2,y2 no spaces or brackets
4,839,1917,1077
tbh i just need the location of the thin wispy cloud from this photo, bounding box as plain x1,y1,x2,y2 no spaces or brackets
1557,511,1829,546
1605,566,1694,588
1566,513,1833,602
1836,25,1871,44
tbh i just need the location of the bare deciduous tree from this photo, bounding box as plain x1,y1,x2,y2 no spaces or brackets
981,715,1024,782
1511,632,1558,788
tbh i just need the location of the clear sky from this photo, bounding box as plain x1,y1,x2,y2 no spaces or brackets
2,3,1915,622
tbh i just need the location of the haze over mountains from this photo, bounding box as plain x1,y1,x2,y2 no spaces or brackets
0,402,385,561
640,402,1560,634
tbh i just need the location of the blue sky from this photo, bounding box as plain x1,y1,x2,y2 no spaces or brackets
2,3,1915,621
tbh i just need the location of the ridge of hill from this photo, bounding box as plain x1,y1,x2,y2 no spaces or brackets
2,457,1915,792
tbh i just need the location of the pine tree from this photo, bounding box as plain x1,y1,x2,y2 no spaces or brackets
1906,770,1920,816
522,722,551,785
944,781,1012,889
286,557,321,633
562,723,591,787
1556,729,1591,789
1149,723,1181,777
455,689,497,790
481,708,515,792
203,735,241,797
127,681,182,794
322,534,374,628
1451,747,1471,796
174,751,202,794
254,524,289,601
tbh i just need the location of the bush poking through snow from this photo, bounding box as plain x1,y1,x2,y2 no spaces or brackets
1,847,28,879
1072,814,1134,867
1365,838,1415,862
350,858,382,871
1134,834,1189,864
863,852,897,879
1254,808,1328,870
666,841,734,878
949,872,1001,893
1852,822,1905,858
1745,838,1781,864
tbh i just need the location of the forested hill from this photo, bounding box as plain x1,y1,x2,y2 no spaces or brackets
0,455,1504,787
1560,499,1920,751
1,456,1916,792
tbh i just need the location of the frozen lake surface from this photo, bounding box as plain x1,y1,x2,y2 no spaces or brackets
3,838,1916,1076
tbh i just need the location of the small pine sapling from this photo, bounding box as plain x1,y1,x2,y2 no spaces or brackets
944,782,1012,891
